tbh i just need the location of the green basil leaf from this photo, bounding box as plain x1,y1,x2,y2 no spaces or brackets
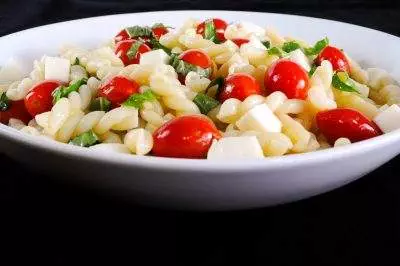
268,47,286,57
127,40,144,60
69,130,99,147
125,26,153,38
332,72,359,93
304,37,329,56
308,65,317,77
151,23,172,29
204,19,220,44
193,93,219,114
206,76,224,94
122,90,157,109
89,97,111,112
148,38,172,55
170,53,212,78
73,57,80,66
0,93,10,111
282,41,301,53
261,40,271,49
52,78,88,104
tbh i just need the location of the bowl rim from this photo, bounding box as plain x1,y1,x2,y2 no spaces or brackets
1,10,400,172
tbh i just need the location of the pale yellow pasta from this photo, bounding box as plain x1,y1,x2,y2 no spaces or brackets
278,113,311,153
334,90,379,119
185,71,211,93
334,137,351,147
94,106,139,135
265,91,288,112
266,27,286,46
20,126,41,136
47,98,71,136
257,132,293,156
73,111,105,137
276,99,306,115
57,112,85,143
99,131,123,144
70,65,88,83
216,98,242,124
124,128,153,155
178,29,214,49
8,118,26,130
345,54,369,84
239,95,265,115
6,78,34,100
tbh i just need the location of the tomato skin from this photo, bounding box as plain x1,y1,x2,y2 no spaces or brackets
219,73,263,103
264,60,310,100
196,18,228,42
179,49,212,69
0,100,31,124
152,115,221,158
115,39,152,66
316,46,350,72
316,108,382,144
231,38,250,47
115,29,130,43
152,27,169,40
24,80,61,117
97,76,139,106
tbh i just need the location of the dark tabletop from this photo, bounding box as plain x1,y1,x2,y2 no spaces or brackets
1,1,400,265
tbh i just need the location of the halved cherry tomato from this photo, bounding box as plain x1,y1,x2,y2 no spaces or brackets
264,59,310,100
231,38,250,48
115,39,151,66
115,29,130,43
316,108,382,144
179,49,212,69
152,115,221,158
97,76,139,106
219,73,263,103
316,46,350,73
196,18,228,42
24,80,61,117
0,100,31,124
152,26,169,40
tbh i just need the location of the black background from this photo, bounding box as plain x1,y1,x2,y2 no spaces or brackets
1,1,400,265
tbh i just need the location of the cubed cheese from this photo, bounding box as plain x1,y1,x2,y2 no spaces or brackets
373,104,400,133
44,56,70,83
207,136,264,159
236,103,282,133
286,49,311,72
140,49,170,65
224,21,266,40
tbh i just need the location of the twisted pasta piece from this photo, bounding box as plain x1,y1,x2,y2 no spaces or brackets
184,71,211,93
85,47,124,77
178,28,214,49
124,128,153,155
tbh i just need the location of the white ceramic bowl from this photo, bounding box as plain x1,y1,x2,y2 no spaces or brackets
1,11,400,210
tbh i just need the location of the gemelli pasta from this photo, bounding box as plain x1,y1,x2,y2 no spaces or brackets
1,18,400,159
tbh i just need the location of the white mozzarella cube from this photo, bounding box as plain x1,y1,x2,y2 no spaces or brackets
207,136,264,159
44,56,70,83
224,21,266,40
236,104,282,133
373,104,400,133
286,49,311,72
140,49,170,65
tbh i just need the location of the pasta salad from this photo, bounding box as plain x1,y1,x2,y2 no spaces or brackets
1,18,400,159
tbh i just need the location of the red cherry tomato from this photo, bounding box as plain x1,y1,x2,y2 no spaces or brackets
0,100,31,124
264,60,310,100
115,29,130,43
179,49,212,69
115,39,151,66
152,115,221,158
152,26,169,40
316,46,350,72
98,76,139,106
316,108,382,144
231,38,250,47
196,18,228,42
24,80,61,117
219,73,263,103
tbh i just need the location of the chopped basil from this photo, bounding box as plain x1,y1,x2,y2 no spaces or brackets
304,37,329,56
309,65,317,77
122,90,157,109
206,76,224,95
148,38,172,55
52,78,87,104
151,23,171,29
204,19,219,43
73,57,80,66
261,40,271,49
332,72,359,93
170,53,212,78
69,130,99,147
127,40,143,60
282,41,301,53
193,93,219,114
89,97,111,112
0,93,10,111
126,26,153,38
268,47,286,57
